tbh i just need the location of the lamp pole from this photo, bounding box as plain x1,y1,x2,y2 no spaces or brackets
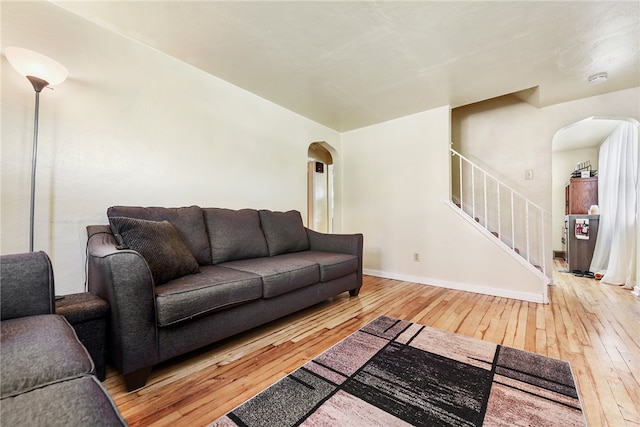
27,76,48,252
5,48,67,252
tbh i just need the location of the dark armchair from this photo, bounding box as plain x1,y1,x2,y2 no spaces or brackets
0,251,126,427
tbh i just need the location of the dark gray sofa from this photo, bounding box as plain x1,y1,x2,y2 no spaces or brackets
87,206,363,391
0,252,126,427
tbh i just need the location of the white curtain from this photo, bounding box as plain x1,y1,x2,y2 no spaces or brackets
590,121,638,288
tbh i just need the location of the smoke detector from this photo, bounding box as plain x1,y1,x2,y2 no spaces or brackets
588,72,608,84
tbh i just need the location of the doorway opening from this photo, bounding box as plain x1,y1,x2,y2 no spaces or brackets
307,142,334,233
552,116,639,291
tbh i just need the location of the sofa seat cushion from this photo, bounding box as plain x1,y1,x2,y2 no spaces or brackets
221,256,320,298
0,315,94,399
277,251,359,282
0,375,127,427
155,266,263,326
108,205,211,265
204,208,269,264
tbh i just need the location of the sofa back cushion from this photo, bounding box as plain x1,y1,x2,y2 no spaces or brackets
107,205,210,265
203,208,269,264
259,210,310,256
109,217,200,285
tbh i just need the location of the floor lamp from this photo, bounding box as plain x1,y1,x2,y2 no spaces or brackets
5,47,68,252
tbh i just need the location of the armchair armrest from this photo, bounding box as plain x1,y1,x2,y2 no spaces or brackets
0,251,54,321
86,225,158,381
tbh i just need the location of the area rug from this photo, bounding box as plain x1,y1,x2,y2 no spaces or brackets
210,315,585,427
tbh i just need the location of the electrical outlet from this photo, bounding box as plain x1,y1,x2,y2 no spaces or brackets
414,253,420,262
525,170,534,180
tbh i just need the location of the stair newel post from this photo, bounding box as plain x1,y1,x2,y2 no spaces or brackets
510,191,515,252
541,209,546,275
497,181,502,243
525,201,531,263
459,154,463,210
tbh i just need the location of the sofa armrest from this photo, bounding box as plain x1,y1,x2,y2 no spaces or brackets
306,229,364,292
307,228,363,256
86,225,158,377
0,251,55,321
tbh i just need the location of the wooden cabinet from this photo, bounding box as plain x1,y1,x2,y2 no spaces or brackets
565,177,598,214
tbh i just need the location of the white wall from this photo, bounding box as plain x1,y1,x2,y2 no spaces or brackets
1,2,341,294
341,107,546,302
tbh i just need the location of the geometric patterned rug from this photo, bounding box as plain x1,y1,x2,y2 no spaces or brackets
209,315,586,426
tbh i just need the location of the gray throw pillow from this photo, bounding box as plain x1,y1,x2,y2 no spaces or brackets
109,217,200,285
258,210,310,256
107,205,210,266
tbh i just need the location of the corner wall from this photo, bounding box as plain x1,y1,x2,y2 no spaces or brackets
341,107,546,302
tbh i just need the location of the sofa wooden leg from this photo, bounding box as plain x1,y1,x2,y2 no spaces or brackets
349,288,361,297
124,367,152,392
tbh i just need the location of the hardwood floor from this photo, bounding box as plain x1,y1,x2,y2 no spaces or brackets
104,262,640,426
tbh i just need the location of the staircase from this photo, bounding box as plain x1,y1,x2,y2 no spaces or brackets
450,148,551,281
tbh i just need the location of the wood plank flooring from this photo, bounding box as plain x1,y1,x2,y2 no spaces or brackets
104,261,640,426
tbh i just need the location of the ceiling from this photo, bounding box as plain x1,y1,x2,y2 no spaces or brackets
54,1,639,132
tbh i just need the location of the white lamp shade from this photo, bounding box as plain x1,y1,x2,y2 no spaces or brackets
5,47,68,86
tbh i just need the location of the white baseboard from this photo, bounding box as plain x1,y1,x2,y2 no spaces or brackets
363,268,548,304
633,285,640,297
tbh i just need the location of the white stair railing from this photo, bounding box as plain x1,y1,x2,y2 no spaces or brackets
450,148,550,277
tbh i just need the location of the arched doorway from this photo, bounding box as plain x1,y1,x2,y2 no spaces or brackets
307,142,334,232
552,116,639,290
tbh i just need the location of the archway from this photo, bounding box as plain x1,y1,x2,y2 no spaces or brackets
307,142,334,232
551,116,639,291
